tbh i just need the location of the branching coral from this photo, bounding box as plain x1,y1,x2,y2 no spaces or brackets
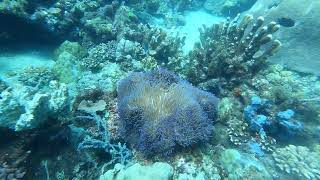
117,69,219,157
76,104,132,166
127,24,185,64
187,14,281,91
273,145,320,179
117,24,185,72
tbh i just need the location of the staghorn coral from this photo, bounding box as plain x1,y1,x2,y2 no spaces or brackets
272,145,320,179
187,14,281,91
117,69,219,157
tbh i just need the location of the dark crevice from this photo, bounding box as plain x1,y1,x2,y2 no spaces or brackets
277,17,295,27
0,13,63,51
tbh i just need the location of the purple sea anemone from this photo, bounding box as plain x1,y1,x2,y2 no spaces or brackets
117,69,219,157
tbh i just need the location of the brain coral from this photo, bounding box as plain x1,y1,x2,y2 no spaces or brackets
117,69,219,157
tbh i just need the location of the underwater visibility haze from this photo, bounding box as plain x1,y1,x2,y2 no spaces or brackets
1,0,320,179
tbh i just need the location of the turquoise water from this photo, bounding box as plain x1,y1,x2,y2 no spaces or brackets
1,0,320,179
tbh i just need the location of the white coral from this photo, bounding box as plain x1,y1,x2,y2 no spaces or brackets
273,145,320,179
0,80,69,131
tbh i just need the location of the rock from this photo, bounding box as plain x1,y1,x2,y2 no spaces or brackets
99,162,174,180
220,149,271,179
245,0,320,75
204,0,257,17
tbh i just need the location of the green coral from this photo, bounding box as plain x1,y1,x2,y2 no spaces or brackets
53,41,87,61
53,51,81,83
52,41,87,83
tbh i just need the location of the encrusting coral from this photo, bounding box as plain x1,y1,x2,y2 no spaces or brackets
187,14,281,91
117,68,219,157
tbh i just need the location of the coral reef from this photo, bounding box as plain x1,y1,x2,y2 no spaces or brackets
272,145,320,179
0,133,32,180
0,78,8,92
117,69,219,157
244,96,272,138
127,24,185,65
187,14,281,91
1,0,320,179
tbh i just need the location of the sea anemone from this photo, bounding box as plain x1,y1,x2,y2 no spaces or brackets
117,69,219,157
